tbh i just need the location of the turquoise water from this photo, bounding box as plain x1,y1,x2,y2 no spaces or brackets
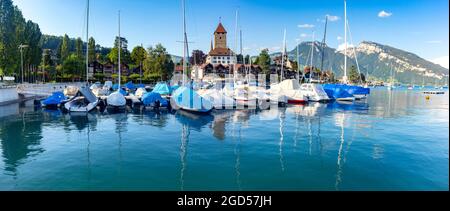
0,88,448,191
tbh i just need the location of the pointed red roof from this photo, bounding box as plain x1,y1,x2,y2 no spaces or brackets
215,23,227,33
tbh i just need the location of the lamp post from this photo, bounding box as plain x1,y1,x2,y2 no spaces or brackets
18,44,29,84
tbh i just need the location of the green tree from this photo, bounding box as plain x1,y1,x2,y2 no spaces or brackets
62,54,83,81
0,0,42,77
131,46,147,66
61,34,70,61
349,65,360,84
108,47,131,65
75,37,83,59
257,49,271,74
143,44,174,81
88,37,96,62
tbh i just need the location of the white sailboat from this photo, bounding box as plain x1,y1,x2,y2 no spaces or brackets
64,0,99,113
171,0,213,114
387,63,397,91
270,29,308,104
106,11,127,112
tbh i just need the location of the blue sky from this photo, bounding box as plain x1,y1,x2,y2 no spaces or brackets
13,0,449,66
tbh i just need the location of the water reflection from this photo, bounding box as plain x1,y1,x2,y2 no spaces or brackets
279,108,286,172
0,89,447,190
335,112,346,190
0,111,45,176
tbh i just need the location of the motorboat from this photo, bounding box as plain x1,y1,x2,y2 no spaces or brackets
64,86,79,98
152,82,175,99
135,87,147,99
269,79,308,104
142,92,169,108
91,82,110,97
300,83,330,102
64,87,99,113
42,91,67,109
106,90,127,112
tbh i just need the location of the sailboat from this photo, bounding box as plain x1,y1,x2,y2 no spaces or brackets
387,63,397,91
170,0,213,114
106,11,127,112
323,0,369,101
299,18,331,103
270,29,308,104
64,0,99,113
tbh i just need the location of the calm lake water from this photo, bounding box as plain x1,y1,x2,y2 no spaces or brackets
0,88,448,191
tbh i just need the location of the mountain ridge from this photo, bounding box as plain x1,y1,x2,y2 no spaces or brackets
271,41,448,85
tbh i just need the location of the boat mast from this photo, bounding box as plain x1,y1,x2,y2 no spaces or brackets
86,0,90,83
234,9,239,84
296,38,300,81
118,11,121,88
281,29,286,81
310,31,315,83
320,16,328,73
182,0,187,84
343,0,348,84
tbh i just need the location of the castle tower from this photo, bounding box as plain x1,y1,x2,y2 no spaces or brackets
214,22,227,49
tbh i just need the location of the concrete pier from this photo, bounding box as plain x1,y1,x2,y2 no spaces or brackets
0,86,19,106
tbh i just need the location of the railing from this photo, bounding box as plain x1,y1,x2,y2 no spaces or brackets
17,83,85,97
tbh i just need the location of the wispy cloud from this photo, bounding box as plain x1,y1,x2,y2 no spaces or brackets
426,40,443,44
378,10,392,18
326,15,340,22
298,24,315,28
300,33,309,38
337,36,343,41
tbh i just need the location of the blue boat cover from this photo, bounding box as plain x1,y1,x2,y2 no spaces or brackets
112,84,119,90
346,85,371,95
119,88,128,96
125,81,136,90
136,84,146,88
152,82,173,96
142,92,168,107
323,84,355,99
43,92,66,106
171,86,213,112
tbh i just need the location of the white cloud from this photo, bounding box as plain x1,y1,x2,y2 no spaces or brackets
243,47,251,51
337,36,343,41
426,40,443,44
337,43,355,52
326,14,340,22
300,33,309,38
298,24,315,28
378,10,392,18
431,56,449,69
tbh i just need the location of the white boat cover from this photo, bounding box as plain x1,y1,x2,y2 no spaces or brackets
64,86,79,97
199,89,235,109
270,80,307,102
107,91,126,107
135,88,147,99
